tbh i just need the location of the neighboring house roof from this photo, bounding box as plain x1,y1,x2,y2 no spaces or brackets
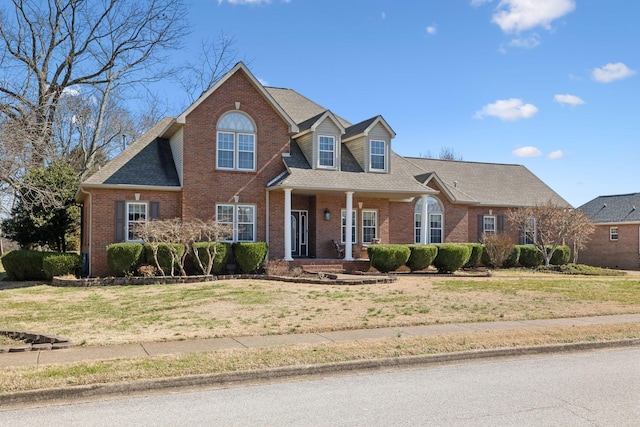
265,87,351,128
403,157,571,208
269,143,437,198
81,117,180,189
579,193,640,223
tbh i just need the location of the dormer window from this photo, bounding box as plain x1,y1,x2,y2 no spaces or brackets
318,135,336,168
217,111,256,171
370,140,386,171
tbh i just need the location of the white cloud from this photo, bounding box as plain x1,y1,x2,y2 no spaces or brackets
381,12,386,19
513,146,542,157
592,62,636,83
474,98,538,121
257,77,269,86
426,25,437,35
548,150,565,159
491,0,575,33
507,34,540,49
554,94,585,106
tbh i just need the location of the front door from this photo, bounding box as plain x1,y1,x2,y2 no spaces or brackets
291,210,308,257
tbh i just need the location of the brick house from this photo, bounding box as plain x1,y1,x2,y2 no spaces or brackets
77,62,570,277
578,193,640,270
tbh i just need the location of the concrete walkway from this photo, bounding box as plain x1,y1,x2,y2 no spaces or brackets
2,313,640,369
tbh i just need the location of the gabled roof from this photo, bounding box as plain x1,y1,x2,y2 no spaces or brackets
179,62,299,133
403,157,571,207
579,193,640,223
265,87,351,128
294,110,346,137
343,115,396,142
269,144,437,198
81,117,180,189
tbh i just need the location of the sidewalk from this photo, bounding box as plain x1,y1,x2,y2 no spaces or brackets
2,313,640,369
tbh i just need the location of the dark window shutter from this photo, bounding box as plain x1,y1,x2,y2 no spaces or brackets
150,201,160,220
497,215,504,233
115,201,125,242
477,215,484,242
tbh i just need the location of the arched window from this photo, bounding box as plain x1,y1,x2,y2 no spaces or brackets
217,111,256,171
415,196,444,244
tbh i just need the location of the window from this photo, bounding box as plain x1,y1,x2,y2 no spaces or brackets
483,216,496,234
362,210,378,244
524,218,536,245
318,135,335,168
341,209,357,244
610,226,619,241
216,204,256,242
126,202,147,242
216,112,256,171
369,140,386,171
415,196,444,244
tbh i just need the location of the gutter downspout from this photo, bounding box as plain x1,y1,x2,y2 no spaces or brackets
79,187,92,277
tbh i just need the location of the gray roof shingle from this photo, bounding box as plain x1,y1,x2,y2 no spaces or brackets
579,193,640,223
403,157,571,207
265,87,351,128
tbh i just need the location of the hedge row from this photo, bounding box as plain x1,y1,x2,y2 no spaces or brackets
1,250,81,281
367,243,571,273
106,241,267,277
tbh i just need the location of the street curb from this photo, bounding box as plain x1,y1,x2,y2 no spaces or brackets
2,338,640,408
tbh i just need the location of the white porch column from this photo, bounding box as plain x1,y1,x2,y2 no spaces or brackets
420,194,429,244
283,188,293,261
345,191,354,260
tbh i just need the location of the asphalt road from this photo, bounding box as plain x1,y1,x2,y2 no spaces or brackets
3,346,640,426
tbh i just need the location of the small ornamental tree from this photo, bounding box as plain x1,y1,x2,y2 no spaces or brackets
482,233,514,269
507,201,595,267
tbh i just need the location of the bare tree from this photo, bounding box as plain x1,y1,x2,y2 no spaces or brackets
482,232,514,268
420,147,463,161
507,200,595,267
179,33,242,104
0,0,188,196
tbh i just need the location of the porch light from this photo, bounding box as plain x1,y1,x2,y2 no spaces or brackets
324,208,331,221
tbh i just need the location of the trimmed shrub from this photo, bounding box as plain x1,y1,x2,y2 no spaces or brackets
482,234,514,269
232,242,268,274
192,242,231,275
368,244,411,273
1,250,52,280
463,243,483,268
143,243,185,276
502,245,521,268
43,253,82,280
405,244,438,272
107,243,143,277
550,245,571,266
432,243,471,273
518,245,544,268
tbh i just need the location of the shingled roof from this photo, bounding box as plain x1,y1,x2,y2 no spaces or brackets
265,87,351,128
579,193,640,223
269,143,437,198
81,117,180,188
403,157,571,208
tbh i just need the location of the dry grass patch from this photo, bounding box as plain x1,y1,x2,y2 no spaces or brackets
1,322,639,394
1,272,640,346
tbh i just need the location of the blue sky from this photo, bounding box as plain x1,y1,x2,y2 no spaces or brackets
164,0,639,208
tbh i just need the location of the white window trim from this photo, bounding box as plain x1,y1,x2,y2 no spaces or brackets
610,226,619,241
428,212,444,244
483,215,496,234
318,135,336,169
414,197,444,244
216,131,256,171
369,139,387,172
216,203,256,242
361,209,378,244
126,201,147,243
341,209,357,244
